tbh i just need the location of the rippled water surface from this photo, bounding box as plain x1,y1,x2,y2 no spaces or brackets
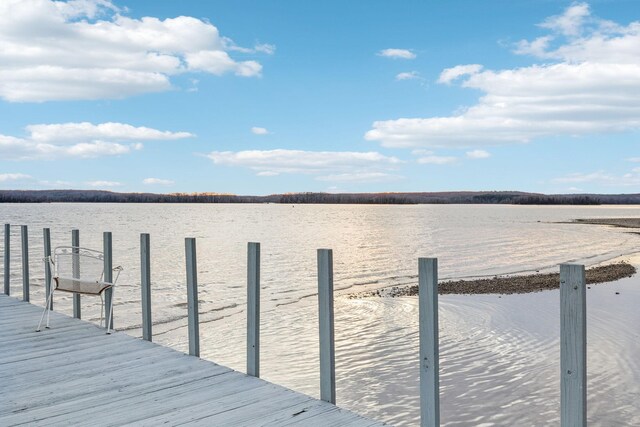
1,203,639,425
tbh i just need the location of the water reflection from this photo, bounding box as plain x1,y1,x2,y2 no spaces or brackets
1,203,639,425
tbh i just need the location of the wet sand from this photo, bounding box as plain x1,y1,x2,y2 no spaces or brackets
354,262,637,297
567,217,640,230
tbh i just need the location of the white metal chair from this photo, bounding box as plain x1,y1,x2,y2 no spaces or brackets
37,246,123,334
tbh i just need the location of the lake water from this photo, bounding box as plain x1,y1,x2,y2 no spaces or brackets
1,203,639,425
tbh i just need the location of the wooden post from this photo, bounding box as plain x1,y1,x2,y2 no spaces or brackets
247,242,260,377
4,223,9,295
21,225,29,302
140,233,152,341
317,248,336,404
43,228,52,310
185,238,200,357
72,229,81,319
560,264,587,427
103,232,113,329
419,258,440,427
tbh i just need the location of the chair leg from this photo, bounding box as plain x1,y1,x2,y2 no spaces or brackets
106,288,114,335
100,294,104,328
36,290,54,332
45,289,55,329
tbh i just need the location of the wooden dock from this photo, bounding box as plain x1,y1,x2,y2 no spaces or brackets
0,295,383,426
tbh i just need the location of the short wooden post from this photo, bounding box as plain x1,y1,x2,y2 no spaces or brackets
317,248,336,404
72,229,81,319
140,233,152,341
419,258,440,427
103,232,113,329
21,225,29,302
247,242,260,377
43,228,52,310
185,238,200,357
3,223,9,295
560,264,587,427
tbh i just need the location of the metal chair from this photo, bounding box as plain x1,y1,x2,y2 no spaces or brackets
37,246,123,334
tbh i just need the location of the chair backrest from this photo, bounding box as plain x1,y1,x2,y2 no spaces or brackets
52,246,105,282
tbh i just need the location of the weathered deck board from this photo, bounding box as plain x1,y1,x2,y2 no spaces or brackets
0,295,384,426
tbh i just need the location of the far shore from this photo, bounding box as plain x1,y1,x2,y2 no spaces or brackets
354,262,637,298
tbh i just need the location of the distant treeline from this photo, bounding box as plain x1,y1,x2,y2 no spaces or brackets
2,190,640,205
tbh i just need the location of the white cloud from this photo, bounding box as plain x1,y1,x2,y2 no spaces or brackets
539,2,591,37
143,178,174,185
377,49,416,59
0,0,269,102
553,169,640,187
251,127,270,135
316,172,402,183
0,121,192,160
466,149,491,159
206,149,401,178
366,4,640,148
86,180,122,188
627,157,640,162
396,71,420,81
417,155,458,165
437,64,483,84
0,173,32,182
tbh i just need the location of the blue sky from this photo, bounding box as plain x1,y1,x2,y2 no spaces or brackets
1,0,639,195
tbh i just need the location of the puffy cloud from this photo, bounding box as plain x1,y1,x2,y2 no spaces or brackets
466,150,491,159
0,173,32,182
539,2,591,37
417,155,457,165
396,71,421,81
377,49,416,59
437,64,483,84
553,169,640,187
206,149,401,180
366,4,640,148
0,121,192,160
251,127,270,135
143,178,174,185
86,180,122,187
315,172,402,183
0,0,269,102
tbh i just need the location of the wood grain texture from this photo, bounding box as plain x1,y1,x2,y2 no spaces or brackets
317,248,336,404
560,264,586,427
21,225,29,302
0,294,382,426
3,224,8,295
185,237,200,357
419,258,440,427
140,233,152,341
247,242,260,377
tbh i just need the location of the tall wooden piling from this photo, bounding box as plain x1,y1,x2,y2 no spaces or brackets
560,264,587,427
4,224,9,295
21,225,29,302
247,242,260,377
185,238,200,357
419,258,440,427
141,233,152,341
43,228,52,310
103,232,113,329
72,229,81,318
317,248,336,404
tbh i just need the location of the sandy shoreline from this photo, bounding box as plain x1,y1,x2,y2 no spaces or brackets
354,262,636,297
353,217,640,297
570,217,640,228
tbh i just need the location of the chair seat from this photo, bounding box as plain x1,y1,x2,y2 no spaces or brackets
54,276,113,295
